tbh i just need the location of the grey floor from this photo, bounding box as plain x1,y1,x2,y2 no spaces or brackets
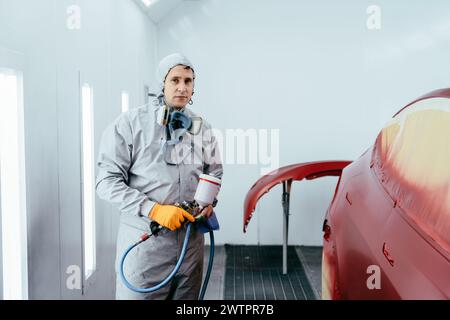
203,245,322,300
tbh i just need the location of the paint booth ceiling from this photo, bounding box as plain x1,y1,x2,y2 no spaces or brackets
133,0,200,24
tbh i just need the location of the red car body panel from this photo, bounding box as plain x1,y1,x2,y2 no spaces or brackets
244,88,450,299
243,161,352,233
324,146,449,299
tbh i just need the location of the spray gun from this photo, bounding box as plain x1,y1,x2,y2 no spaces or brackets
120,174,221,299
151,174,221,236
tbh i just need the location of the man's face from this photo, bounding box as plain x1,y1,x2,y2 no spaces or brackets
163,65,194,109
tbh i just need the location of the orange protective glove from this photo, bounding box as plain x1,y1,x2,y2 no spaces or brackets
149,204,195,231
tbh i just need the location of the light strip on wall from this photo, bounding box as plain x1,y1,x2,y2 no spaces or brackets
0,70,28,300
121,91,130,113
81,83,96,280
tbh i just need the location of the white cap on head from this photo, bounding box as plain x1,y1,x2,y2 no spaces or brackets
156,53,195,95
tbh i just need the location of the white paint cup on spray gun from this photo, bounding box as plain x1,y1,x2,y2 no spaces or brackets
194,174,221,209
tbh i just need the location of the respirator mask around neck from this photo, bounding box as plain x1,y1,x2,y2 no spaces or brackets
156,105,203,165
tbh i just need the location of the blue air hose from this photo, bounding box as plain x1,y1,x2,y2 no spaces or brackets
200,231,214,300
119,223,215,300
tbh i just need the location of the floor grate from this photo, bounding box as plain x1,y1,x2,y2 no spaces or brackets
224,245,316,300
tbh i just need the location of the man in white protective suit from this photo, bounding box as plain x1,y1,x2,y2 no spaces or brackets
96,53,223,300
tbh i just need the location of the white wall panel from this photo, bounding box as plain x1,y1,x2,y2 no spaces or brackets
156,0,450,245
0,0,156,299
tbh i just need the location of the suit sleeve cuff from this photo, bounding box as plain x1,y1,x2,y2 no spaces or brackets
140,198,156,217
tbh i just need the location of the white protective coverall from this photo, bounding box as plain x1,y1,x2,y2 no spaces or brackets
95,54,223,299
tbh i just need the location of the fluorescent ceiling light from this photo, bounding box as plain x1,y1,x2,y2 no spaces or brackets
141,0,159,7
